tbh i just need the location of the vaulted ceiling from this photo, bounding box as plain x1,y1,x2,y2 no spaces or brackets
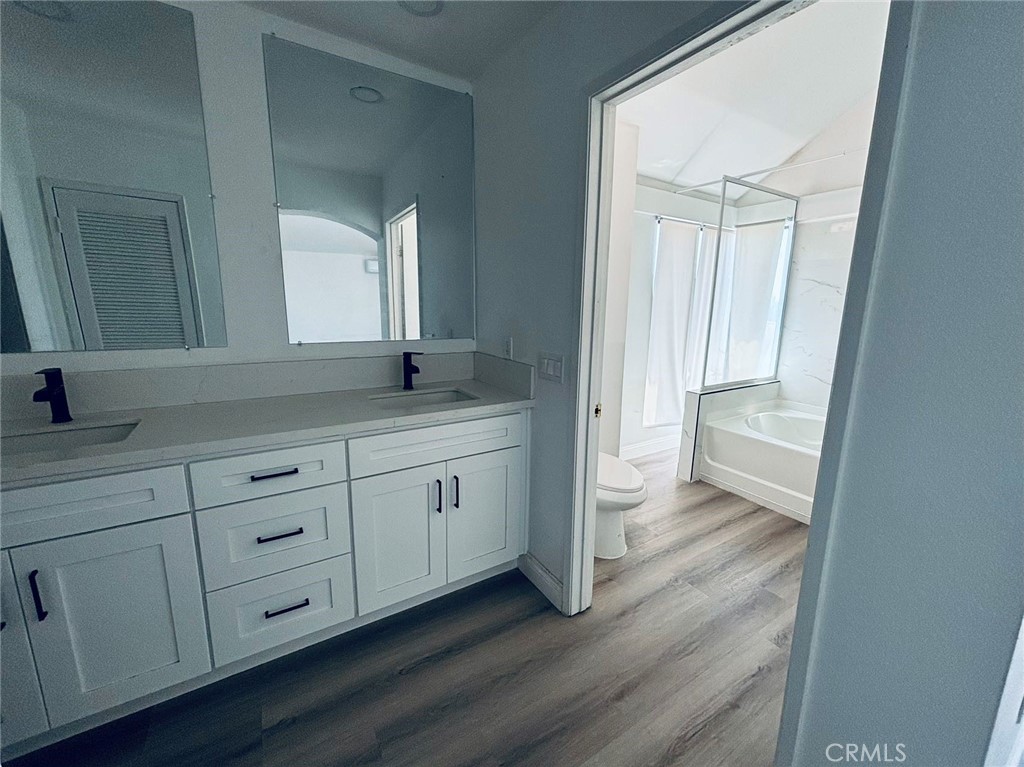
616,0,890,201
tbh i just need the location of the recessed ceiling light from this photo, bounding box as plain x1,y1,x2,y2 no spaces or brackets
398,1,444,18
13,1,73,21
350,86,384,104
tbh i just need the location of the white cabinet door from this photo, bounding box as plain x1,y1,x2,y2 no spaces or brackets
1,553,49,747
10,515,211,727
350,463,447,614
446,448,524,581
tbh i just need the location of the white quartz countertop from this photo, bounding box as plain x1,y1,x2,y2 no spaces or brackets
1,379,533,486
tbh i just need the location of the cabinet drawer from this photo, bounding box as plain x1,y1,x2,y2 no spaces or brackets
196,484,351,591
206,556,354,666
348,414,522,479
190,441,347,509
1,466,188,547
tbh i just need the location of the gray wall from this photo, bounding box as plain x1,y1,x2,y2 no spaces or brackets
472,2,736,582
383,97,475,340
778,3,1024,765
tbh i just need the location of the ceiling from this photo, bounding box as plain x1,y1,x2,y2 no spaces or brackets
248,1,556,81
264,34,469,175
1,1,206,137
616,0,890,201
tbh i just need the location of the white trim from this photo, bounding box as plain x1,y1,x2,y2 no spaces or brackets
517,553,563,610
985,614,1024,767
618,434,682,461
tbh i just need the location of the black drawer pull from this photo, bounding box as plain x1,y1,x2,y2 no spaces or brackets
453,475,460,509
257,527,304,545
250,467,299,482
264,598,310,620
28,569,47,622
436,479,442,513
0,621,6,631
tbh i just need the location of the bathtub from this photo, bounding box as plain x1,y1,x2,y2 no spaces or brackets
700,404,825,523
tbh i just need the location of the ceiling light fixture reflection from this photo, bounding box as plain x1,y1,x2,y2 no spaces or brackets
350,86,384,104
398,1,444,18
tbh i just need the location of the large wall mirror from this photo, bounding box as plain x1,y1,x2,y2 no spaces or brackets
0,1,226,352
263,36,475,343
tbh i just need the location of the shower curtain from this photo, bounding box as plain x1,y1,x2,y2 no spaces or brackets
705,220,791,385
642,218,699,427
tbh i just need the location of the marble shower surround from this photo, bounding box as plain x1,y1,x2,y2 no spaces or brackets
777,215,857,408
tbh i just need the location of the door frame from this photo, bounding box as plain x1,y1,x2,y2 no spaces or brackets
385,202,419,340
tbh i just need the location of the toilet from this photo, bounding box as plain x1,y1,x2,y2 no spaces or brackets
594,452,648,559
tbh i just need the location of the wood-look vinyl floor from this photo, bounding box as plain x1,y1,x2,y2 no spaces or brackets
13,450,807,767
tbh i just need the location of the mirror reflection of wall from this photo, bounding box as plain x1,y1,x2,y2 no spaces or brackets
262,35,475,344
0,1,226,352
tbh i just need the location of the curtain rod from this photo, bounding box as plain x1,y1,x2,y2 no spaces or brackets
639,211,734,230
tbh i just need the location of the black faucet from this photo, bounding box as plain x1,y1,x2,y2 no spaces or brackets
402,352,423,391
33,368,73,424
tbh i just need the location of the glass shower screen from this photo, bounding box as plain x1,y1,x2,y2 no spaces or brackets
703,179,797,388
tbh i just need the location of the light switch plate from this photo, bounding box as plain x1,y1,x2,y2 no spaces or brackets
538,351,565,383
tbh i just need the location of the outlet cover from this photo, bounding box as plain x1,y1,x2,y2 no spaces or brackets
538,351,565,383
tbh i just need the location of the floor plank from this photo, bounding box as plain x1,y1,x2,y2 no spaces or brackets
13,451,807,767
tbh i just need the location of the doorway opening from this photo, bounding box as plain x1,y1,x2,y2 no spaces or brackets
386,203,420,340
571,1,895,762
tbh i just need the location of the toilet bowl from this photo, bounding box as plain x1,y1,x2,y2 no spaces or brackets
595,452,647,559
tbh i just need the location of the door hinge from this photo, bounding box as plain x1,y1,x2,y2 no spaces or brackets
53,216,64,234
594,403,602,418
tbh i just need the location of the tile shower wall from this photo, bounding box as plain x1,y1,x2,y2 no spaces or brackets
777,214,857,407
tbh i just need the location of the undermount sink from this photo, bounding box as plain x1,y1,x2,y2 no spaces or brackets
369,388,479,410
3,421,139,456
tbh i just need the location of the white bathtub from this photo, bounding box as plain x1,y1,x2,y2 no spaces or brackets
700,405,825,523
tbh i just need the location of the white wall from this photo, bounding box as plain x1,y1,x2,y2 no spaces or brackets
778,3,1024,765
2,1,473,375
598,121,639,455
473,1,738,584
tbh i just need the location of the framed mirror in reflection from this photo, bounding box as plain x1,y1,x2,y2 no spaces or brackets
0,1,226,352
262,36,475,343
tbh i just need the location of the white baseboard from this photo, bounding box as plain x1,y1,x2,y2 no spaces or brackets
518,552,563,611
619,433,681,461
